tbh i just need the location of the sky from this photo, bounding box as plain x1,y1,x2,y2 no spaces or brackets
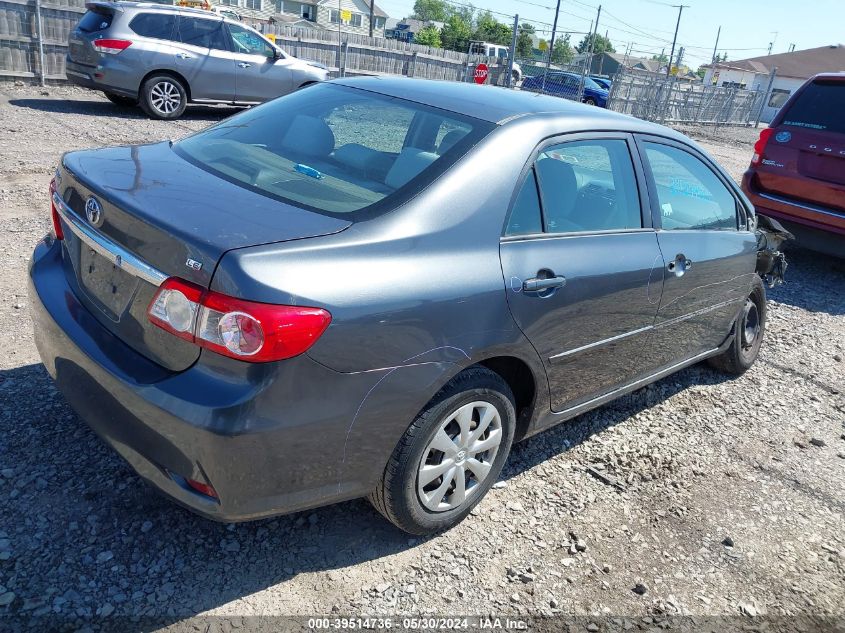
372,0,845,68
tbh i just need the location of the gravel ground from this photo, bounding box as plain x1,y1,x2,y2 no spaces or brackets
0,85,843,628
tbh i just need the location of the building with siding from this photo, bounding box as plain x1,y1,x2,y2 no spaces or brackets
211,0,388,34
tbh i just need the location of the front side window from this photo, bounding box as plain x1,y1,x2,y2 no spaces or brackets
177,17,228,50
643,142,738,231
175,83,492,216
129,13,177,40
228,23,275,56
535,139,642,233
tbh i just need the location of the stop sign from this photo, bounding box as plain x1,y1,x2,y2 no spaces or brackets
474,63,489,85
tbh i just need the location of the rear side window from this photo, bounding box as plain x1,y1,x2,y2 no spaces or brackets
178,17,228,50
77,9,113,33
643,142,738,231
781,80,845,134
129,13,177,40
175,83,493,217
505,169,543,236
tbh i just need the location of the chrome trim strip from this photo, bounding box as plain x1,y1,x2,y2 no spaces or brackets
549,325,652,361
53,191,168,287
758,192,845,220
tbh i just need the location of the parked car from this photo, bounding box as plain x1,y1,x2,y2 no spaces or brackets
30,78,786,535
65,1,327,119
590,75,612,90
468,40,522,83
742,73,845,258
521,71,609,107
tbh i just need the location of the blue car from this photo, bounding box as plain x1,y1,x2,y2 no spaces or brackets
589,75,612,91
521,71,609,107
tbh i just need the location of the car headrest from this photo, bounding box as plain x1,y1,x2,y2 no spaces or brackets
385,148,438,190
535,157,578,226
333,143,380,172
280,115,335,157
438,130,466,155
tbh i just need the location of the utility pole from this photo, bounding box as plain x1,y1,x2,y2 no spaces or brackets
667,4,689,77
542,0,562,91
368,0,374,37
711,25,721,64
507,13,519,88
578,6,600,100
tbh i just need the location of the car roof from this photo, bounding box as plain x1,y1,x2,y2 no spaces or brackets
86,1,225,18
333,76,673,133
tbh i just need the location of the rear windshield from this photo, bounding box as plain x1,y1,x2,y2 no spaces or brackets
77,8,113,33
781,80,845,134
175,84,493,217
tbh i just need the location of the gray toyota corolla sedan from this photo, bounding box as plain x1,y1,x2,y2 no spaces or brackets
29,77,787,534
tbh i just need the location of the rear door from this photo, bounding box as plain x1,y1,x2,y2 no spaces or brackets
500,133,665,412
227,23,293,103
755,77,845,218
636,136,757,368
173,16,235,103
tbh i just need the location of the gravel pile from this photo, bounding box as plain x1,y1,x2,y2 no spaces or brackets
0,85,843,627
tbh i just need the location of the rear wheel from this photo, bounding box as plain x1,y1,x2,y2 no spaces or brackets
104,92,138,107
140,75,187,120
584,97,597,106
708,277,766,375
369,367,515,535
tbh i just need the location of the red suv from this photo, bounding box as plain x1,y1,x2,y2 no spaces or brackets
742,73,845,257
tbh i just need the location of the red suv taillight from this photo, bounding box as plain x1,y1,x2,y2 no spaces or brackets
92,38,132,54
49,177,63,240
148,278,332,363
750,128,774,167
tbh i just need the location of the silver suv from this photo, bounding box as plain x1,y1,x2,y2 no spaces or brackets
66,1,328,119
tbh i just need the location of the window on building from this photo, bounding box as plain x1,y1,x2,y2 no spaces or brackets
768,88,791,109
275,0,284,11
374,17,385,29
245,0,261,9
220,0,239,7
301,4,314,19
351,13,362,27
329,9,339,23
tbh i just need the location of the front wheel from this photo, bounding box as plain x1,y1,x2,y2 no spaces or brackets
369,367,516,535
140,75,187,120
584,97,597,106
708,277,767,375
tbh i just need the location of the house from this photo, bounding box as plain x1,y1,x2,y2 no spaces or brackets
576,52,661,76
211,0,389,34
702,44,845,122
385,18,443,42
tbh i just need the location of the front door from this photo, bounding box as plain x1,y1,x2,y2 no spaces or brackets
636,137,758,368
227,23,294,103
174,16,235,102
500,134,665,412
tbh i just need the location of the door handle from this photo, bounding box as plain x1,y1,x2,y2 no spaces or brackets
667,254,693,276
175,53,192,59
523,275,567,292
238,62,252,68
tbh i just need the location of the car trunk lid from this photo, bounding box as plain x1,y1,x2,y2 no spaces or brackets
57,141,351,371
68,4,117,67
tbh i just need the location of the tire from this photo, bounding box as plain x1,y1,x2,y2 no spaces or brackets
708,277,767,375
369,367,516,535
104,92,138,107
511,70,520,84
584,97,597,106
140,74,187,120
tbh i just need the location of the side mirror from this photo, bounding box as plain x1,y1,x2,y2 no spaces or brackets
273,48,282,60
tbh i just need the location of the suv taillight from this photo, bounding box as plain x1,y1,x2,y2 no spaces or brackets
49,177,63,240
92,38,132,54
751,128,774,167
148,278,332,363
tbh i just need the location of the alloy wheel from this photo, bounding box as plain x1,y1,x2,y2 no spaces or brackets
417,400,503,512
741,298,760,351
150,81,182,115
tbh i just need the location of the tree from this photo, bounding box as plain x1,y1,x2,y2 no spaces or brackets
411,0,447,22
651,53,668,65
695,66,706,79
473,11,512,46
414,25,442,48
516,23,535,59
576,32,615,54
440,13,473,52
550,33,574,64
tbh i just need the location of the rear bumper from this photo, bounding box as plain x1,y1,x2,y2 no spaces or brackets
65,58,139,99
27,237,393,521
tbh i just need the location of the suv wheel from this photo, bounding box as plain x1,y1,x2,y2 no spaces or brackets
370,367,515,535
708,277,766,375
140,75,187,120
104,92,138,107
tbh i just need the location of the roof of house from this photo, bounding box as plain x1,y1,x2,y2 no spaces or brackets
706,44,845,79
316,0,388,18
601,52,660,72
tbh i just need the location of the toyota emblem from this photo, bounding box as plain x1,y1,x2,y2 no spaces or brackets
85,196,103,227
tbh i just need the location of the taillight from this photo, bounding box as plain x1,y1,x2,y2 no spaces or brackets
49,177,63,240
751,128,774,167
148,278,332,363
92,38,132,54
